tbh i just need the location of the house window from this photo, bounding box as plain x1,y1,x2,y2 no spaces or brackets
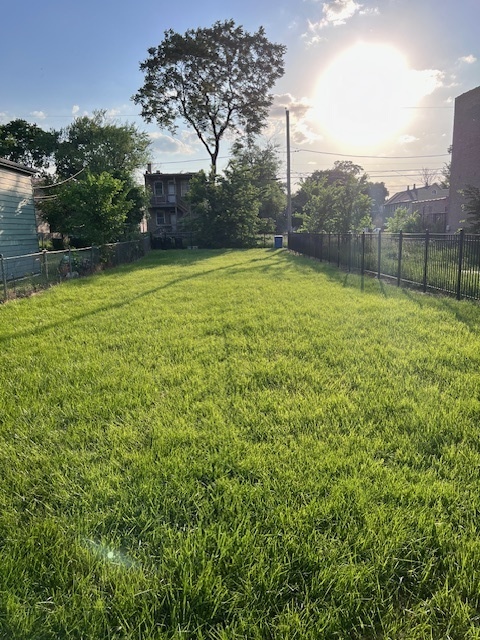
180,180,190,196
156,212,165,225
154,181,164,197
167,181,176,203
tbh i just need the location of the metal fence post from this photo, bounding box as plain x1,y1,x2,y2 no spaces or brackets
361,232,365,291
0,254,7,302
397,230,403,287
456,228,465,300
377,230,382,279
337,233,341,267
68,247,73,275
42,249,48,280
423,229,429,293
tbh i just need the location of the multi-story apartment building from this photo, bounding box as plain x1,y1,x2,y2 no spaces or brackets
143,165,196,241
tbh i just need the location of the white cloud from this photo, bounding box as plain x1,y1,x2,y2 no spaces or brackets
322,0,363,25
459,54,477,64
301,27,328,46
149,131,196,155
406,69,445,100
30,110,46,120
302,0,379,44
72,105,80,115
106,108,121,118
268,93,323,145
270,93,312,119
359,6,379,16
398,134,418,145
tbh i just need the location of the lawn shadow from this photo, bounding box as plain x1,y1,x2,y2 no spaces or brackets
0,250,290,344
436,296,480,333
281,250,394,297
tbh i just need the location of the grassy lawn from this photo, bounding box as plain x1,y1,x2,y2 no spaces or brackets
1,248,480,639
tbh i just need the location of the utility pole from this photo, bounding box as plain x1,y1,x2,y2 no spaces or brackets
286,108,292,233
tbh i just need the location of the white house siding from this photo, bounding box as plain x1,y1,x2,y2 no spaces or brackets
0,161,39,259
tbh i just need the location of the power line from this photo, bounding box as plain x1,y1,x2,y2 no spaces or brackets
293,148,450,159
35,167,86,189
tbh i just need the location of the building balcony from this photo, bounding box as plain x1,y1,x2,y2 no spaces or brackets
152,195,189,208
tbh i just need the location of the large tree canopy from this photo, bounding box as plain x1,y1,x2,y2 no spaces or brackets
33,112,151,244
0,119,58,170
229,142,286,231
40,172,133,245
55,110,150,179
133,19,286,173
294,162,373,233
187,141,286,247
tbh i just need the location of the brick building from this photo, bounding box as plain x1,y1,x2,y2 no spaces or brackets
449,85,480,231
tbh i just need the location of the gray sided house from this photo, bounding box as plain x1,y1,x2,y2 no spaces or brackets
0,158,38,258
144,167,196,244
383,183,449,232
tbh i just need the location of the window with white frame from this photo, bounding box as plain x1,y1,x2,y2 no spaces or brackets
180,180,190,196
156,212,165,225
154,181,164,197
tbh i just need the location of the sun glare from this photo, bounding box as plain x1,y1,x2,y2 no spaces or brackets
314,43,417,147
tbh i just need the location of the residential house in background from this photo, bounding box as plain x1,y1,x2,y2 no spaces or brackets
449,85,480,231
0,158,39,258
383,183,449,232
144,165,196,243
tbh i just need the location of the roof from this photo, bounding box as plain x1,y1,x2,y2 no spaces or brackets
455,84,480,103
385,183,449,206
0,157,36,176
144,172,197,181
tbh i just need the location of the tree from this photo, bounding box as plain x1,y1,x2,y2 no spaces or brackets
187,165,261,248
420,167,438,188
294,162,372,233
55,110,150,179
229,142,286,231
440,147,452,190
440,162,451,189
0,119,58,170
385,207,423,233
35,111,150,242
462,185,480,232
299,177,338,233
367,181,388,223
133,20,286,173
123,179,150,231
40,172,133,245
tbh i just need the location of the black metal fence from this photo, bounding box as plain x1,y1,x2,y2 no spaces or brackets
0,236,151,303
288,230,480,301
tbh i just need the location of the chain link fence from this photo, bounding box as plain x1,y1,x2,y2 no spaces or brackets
0,236,151,303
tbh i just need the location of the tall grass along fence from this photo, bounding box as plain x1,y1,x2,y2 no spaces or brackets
288,229,480,301
0,235,151,303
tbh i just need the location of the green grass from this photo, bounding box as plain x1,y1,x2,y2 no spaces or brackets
1,248,480,639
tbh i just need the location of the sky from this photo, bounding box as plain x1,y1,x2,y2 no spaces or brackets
1,0,479,196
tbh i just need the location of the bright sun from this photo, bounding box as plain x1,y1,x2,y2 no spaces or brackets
314,42,417,147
